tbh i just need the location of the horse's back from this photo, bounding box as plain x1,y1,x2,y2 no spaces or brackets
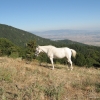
47,46,72,58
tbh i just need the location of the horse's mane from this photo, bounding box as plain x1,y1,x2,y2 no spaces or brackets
48,45,56,48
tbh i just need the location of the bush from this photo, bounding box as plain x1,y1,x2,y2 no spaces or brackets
75,53,86,66
0,38,20,57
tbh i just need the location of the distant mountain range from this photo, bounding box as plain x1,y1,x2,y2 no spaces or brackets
33,29,100,46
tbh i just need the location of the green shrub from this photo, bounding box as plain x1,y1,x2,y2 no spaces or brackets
0,67,13,82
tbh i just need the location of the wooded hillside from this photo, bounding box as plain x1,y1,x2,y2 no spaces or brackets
0,24,100,67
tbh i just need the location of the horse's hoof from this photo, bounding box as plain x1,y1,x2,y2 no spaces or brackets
51,68,54,70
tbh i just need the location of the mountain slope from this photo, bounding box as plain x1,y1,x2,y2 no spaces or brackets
0,24,86,47
0,24,55,46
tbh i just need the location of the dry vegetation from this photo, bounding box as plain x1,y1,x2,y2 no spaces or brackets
0,57,100,100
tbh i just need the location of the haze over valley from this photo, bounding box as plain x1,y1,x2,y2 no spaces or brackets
33,30,100,46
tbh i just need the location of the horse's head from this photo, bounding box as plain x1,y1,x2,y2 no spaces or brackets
35,46,42,56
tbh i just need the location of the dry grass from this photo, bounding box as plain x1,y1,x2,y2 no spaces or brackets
0,57,100,100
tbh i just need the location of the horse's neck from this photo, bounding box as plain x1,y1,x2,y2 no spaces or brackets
40,46,49,53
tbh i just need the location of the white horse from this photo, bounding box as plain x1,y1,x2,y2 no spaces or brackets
35,45,76,70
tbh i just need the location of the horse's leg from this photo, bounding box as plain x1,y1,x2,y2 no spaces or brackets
68,59,73,70
66,57,70,70
50,57,54,69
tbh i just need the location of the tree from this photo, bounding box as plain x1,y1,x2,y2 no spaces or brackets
75,53,86,66
24,40,37,61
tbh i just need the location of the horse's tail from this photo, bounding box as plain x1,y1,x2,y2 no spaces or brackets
71,49,76,58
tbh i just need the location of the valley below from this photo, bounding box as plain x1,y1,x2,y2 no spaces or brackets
34,30,100,46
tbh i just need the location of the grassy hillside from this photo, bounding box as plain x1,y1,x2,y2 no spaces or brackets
0,57,100,100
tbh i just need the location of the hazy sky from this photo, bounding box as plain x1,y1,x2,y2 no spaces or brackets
0,0,100,31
